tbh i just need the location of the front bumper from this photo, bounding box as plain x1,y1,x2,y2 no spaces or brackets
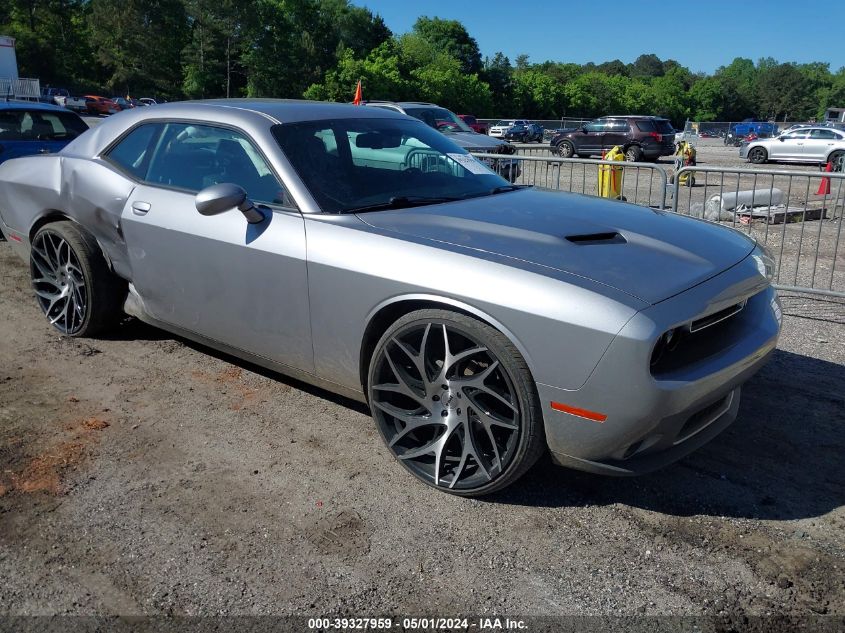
739,143,750,159
539,254,781,475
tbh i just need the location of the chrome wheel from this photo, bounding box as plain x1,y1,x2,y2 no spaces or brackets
370,321,522,491
30,231,88,335
557,141,574,158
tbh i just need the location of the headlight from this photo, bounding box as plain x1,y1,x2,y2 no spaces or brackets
751,243,775,282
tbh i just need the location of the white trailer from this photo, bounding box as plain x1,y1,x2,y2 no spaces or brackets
1,35,19,80
0,36,40,99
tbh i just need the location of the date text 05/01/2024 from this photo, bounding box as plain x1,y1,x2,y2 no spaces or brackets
307,617,528,630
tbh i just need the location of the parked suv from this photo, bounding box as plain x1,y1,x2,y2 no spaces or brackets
489,119,529,138
551,116,676,161
361,101,519,181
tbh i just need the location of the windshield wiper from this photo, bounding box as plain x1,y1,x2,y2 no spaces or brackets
458,184,532,201
344,195,460,214
489,184,532,195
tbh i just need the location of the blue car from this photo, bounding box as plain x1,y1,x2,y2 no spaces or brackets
0,101,89,165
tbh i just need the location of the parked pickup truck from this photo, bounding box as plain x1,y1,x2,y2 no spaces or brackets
40,87,70,104
58,95,88,113
725,119,778,146
458,114,488,134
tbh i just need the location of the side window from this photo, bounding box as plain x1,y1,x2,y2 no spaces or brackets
810,129,836,140
584,121,605,133
105,124,159,178
145,123,289,206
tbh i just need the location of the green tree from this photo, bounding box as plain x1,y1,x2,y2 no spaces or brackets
304,40,410,102
481,52,513,116
411,16,481,74
89,0,188,98
1,0,93,88
511,69,563,118
629,53,664,78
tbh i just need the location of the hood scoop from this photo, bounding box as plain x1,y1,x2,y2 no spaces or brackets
565,232,626,245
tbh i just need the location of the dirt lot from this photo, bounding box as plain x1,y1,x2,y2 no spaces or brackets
1,219,845,630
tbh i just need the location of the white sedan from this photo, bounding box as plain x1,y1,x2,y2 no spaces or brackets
741,127,845,166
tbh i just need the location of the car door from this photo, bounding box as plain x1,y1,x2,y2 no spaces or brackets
580,120,607,155
601,118,629,153
803,129,839,161
769,130,808,160
112,121,314,373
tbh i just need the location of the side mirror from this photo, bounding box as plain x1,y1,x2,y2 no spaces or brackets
778,137,785,142
195,183,264,224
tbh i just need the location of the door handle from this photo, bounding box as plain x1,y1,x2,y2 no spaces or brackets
132,201,151,215
39,148,51,154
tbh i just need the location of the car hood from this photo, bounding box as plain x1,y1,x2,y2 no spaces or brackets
443,131,508,150
357,189,756,305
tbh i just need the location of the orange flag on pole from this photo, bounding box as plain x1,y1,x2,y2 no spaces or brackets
352,79,363,105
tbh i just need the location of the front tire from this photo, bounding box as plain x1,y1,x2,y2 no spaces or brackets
556,141,574,158
367,309,545,496
748,147,767,164
30,221,125,337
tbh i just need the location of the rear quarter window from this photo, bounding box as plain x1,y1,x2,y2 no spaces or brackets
105,124,160,178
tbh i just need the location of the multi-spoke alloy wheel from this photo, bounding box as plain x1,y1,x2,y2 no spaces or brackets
31,230,88,335
30,222,124,337
368,310,544,496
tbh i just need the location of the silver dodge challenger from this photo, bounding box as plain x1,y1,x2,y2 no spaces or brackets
0,100,782,496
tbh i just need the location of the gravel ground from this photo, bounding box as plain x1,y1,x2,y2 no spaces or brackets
1,229,844,626
1,121,843,629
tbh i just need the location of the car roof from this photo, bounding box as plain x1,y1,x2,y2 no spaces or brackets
186,99,410,122
603,115,668,120
61,98,414,158
0,99,72,113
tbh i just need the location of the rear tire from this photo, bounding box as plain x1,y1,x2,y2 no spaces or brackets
30,221,125,337
828,150,844,171
748,147,767,164
624,145,643,162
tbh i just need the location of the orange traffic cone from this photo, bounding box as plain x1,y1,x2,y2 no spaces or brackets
817,160,832,195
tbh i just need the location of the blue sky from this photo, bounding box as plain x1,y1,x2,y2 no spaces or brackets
351,0,845,74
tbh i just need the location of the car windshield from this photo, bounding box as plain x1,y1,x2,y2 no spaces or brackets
273,118,511,214
0,109,88,141
495,120,514,127
402,106,473,133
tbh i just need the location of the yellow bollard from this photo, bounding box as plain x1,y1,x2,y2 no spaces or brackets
598,146,625,199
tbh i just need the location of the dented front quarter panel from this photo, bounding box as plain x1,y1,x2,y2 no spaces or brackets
0,154,135,278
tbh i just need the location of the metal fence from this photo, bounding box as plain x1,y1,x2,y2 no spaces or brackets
672,166,845,297
467,150,845,298
0,77,41,99
470,152,668,209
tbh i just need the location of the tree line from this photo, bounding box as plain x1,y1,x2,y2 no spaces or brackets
3,0,844,126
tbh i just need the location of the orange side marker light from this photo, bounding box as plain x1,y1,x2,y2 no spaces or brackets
550,401,607,423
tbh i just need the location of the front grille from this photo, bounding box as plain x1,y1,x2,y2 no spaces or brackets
651,295,755,377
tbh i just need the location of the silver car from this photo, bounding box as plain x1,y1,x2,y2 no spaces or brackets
0,100,782,496
741,126,845,165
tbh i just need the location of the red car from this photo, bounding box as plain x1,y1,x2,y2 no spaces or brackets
84,95,118,116
458,114,488,134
